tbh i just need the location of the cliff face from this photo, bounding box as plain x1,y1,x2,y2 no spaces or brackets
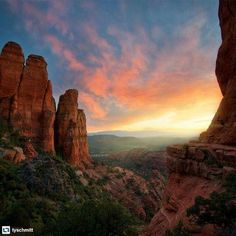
142,1,236,235
0,42,91,168
55,89,91,168
11,55,56,153
141,143,234,236
200,0,236,144
0,42,24,122
0,42,56,153
85,165,165,221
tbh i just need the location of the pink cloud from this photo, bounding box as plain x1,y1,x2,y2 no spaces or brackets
45,35,86,71
80,92,107,119
81,15,219,112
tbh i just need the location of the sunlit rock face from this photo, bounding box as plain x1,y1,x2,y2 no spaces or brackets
55,89,91,169
200,0,236,144
0,42,91,167
11,55,56,153
0,42,24,122
0,42,55,154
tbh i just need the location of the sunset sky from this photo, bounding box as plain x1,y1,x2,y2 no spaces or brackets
0,0,222,136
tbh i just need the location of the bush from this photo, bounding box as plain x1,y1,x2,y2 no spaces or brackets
96,175,110,185
166,221,190,236
52,199,138,236
0,159,58,235
187,173,236,232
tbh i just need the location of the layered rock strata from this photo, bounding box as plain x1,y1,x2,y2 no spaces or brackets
141,143,231,236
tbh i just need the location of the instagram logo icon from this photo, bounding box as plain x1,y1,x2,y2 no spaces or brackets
2,226,11,234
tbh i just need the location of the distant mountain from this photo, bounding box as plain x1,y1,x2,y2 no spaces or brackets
89,130,198,138
88,134,195,154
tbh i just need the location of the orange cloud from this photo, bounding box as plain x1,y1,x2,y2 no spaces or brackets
78,16,222,133
80,92,107,119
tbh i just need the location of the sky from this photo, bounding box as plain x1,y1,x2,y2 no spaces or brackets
0,0,222,136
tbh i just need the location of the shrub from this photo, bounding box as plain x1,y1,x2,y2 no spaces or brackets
187,173,236,232
96,175,110,185
52,199,138,236
115,172,126,179
166,221,190,236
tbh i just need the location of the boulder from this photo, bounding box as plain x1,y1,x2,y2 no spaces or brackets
2,147,26,164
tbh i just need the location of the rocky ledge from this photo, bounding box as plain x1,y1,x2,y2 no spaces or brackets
167,142,236,180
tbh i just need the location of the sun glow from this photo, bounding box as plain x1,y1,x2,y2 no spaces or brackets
119,115,212,135
120,112,177,131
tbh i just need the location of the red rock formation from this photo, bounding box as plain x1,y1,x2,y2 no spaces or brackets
215,0,236,96
55,89,91,168
9,55,56,153
84,165,165,221
140,143,232,236
141,173,219,236
200,0,236,144
23,141,38,160
0,42,91,164
0,43,56,154
77,109,90,161
0,42,24,122
1,147,26,164
42,81,56,152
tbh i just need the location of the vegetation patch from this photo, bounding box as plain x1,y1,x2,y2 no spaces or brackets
187,173,236,234
166,221,190,236
0,156,140,235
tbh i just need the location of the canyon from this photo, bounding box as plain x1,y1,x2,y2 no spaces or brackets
0,41,165,223
0,0,235,235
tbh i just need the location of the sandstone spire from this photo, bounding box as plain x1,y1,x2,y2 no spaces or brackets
0,42,24,122
55,89,91,168
0,43,56,154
